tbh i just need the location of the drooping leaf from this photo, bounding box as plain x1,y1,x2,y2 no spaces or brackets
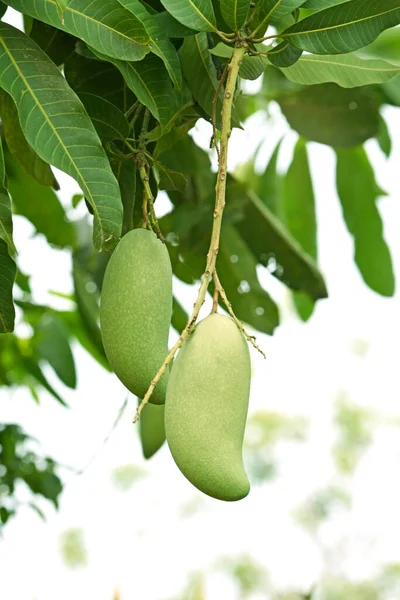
64,53,136,113
268,41,303,67
171,296,188,333
0,137,16,334
98,51,182,130
72,258,107,364
110,157,137,236
0,240,15,333
280,53,400,87
23,354,68,406
159,0,217,32
154,10,195,37
5,150,76,248
282,0,400,55
376,114,392,157
229,178,327,300
282,139,317,320
155,162,187,192
0,89,57,188
0,22,123,251
278,83,380,147
220,0,251,30
34,314,77,389
117,0,183,88
4,0,150,62
77,93,129,142
217,223,280,335
29,19,76,66
301,0,345,8
180,33,223,122
258,0,308,26
336,147,395,297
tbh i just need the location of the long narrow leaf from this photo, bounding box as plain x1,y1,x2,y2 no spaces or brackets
160,0,216,32
280,53,400,87
3,0,150,61
220,0,251,30
0,137,16,333
282,139,317,320
117,0,182,88
282,0,400,55
336,147,395,296
0,22,123,251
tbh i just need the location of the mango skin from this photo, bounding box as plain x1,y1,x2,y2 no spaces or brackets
165,313,251,501
100,229,172,404
139,402,166,459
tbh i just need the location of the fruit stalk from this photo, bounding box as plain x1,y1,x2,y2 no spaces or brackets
134,44,247,422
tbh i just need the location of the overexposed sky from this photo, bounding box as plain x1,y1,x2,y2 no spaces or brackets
1,7,400,600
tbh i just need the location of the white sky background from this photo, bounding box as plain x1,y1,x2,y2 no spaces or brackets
1,7,400,600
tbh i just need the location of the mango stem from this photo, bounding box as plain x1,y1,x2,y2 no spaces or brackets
213,270,266,358
133,44,247,423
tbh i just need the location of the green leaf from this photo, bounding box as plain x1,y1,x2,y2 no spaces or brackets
301,0,344,8
0,138,16,334
4,0,150,62
77,93,129,142
159,0,216,32
55,0,69,22
210,42,271,80
72,258,107,363
110,158,137,236
259,0,307,25
278,83,380,147
155,162,187,192
28,19,76,67
0,240,15,333
5,149,76,248
23,355,68,406
376,114,392,157
280,53,400,87
100,52,181,129
282,139,317,320
268,41,303,67
229,178,327,300
336,147,395,297
64,53,135,113
139,402,166,459
217,224,280,334
117,0,183,88
34,314,77,389
220,0,251,30
0,3,7,18
0,22,123,251
171,296,188,333
154,10,195,37
180,33,223,122
282,0,400,55
0,89,57,188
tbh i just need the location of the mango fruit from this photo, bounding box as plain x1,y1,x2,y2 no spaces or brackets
139,402,166,459
165,313,251,501
100,228,172,404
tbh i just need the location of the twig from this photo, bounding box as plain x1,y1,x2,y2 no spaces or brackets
213,270,266,359
134,43,247,423
211,64,228,159
212,280,219,313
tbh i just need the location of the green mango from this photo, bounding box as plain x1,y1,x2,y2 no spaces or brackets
139,401,166,459
165,313,251,501
100,228,172,404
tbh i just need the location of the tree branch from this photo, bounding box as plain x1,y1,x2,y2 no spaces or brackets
133,44,247,422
